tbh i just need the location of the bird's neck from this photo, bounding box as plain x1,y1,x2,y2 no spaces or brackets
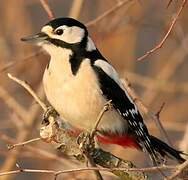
47,47,73,77
45,36,100,76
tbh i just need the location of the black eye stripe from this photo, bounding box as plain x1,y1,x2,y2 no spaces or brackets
55,29,64,35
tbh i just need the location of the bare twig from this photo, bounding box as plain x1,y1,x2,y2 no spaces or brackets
167,159,188,180
179,123,188,152
7,73,47,111
155,102,165,119
91,100,112,138
0,50,42,73
86,0,134,27
78,101,113,180
122,79,172,145
69,0,84,19
7,138,41,150
137,0,187,61
0,165,178,177
80,100,113,180
154,103,173,146
84,153,104,180
140,32,188,112
167,0,174,8
0,133,72,167
39,0,55,20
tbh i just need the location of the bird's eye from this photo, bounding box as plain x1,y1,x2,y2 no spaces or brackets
55,29,64,35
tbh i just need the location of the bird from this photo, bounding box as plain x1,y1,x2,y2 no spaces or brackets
21,17,185,165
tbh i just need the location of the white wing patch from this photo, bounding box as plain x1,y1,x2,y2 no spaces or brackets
94,59,138,112
94,60,123,88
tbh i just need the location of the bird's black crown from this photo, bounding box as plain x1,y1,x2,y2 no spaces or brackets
45,17,87,33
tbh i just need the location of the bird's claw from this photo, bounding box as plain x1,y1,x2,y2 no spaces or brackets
42,106,59,125
77,131,95,154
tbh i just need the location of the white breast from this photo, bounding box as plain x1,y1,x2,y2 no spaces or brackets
43,49,127,134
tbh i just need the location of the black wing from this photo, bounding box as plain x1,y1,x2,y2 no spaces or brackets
93,64,159,164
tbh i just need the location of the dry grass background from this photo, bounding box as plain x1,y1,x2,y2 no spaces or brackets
0,0,188,179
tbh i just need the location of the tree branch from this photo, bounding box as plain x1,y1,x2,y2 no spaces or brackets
137,0,187,61
7,73,145,180
86,0,134,27
167,159,188,180
39,0,55,20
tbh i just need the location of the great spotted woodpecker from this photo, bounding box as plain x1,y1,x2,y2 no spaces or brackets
21,17,185,165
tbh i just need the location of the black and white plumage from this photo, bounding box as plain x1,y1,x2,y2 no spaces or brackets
21,17,185,165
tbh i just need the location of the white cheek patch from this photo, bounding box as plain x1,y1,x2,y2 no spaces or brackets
86,37,96,51
57,26,85,44
42,25,85,44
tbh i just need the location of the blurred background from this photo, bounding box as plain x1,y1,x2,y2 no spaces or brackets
0,0,188,179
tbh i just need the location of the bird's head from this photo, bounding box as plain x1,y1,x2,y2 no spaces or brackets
21,17,96,55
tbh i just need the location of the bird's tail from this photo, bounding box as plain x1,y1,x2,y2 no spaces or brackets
149,135,186,164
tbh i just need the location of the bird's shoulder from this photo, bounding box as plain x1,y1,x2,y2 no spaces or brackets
91,56,148,135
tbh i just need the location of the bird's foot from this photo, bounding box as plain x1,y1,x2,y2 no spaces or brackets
42,106,59,125
77,131,96,154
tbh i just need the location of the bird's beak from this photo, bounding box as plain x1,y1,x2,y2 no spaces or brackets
21,32,48,43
